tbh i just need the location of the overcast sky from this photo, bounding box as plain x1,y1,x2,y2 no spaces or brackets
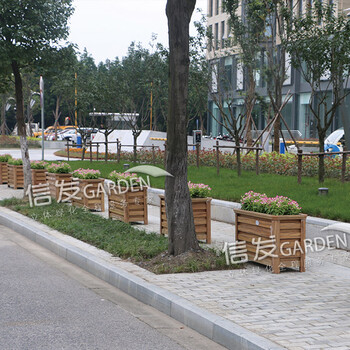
68,0,207,64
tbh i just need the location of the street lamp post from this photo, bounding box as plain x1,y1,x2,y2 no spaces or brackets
40,76,45,160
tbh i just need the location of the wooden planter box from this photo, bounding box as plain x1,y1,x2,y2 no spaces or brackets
0,162,8,184
47,173,73,201
108,187,148,224
7,164,24,189
234,209,307,274
31,168,48,186
72,178,105,211
159,195,212,244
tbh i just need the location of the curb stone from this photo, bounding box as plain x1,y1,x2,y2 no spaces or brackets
0,208,285,350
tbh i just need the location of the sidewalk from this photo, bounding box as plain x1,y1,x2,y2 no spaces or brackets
1,185,350,350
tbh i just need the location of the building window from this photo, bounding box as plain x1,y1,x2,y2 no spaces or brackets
216,0,219,15
298,93,312,138
283,52,292,86
208,25,213,51
236,59,244,90
215,23,219,50
221,21,225,48
307,0,312,15
209,0,213,17
224,57,233,87
211,62,218,93
298,0,303,16
255,52,261,87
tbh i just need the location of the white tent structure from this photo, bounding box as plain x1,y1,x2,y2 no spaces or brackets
92,130,237,154
91,130,168,153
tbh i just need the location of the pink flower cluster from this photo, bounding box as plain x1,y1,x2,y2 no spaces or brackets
72,168,101,179
47,162,71,174
241,191,301,215
30,161,48,169
108,171,141,185
188,181,212,198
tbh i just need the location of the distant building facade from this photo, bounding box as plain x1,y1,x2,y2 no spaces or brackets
207,0,350,139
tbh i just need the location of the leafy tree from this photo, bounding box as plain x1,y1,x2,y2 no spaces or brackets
0,0,74,192
165,0,200,255
285,2,350,182
263,0,294,151
188,14,210,133
223,0,267,146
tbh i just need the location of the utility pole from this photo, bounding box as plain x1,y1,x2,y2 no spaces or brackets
75,72,78,129
40,76,44,160
150,81,153,131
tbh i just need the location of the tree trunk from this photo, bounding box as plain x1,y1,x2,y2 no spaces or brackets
273,83,283,152
133,134,138,163
1,94,6,136
338,70,350,151
26,100,33,137
246,67,255,147
104,133,109,162
11,60,32,194
318,129,326,183
273,48,284,153
54,96,61,140
235,129,241,176
165,0,200,256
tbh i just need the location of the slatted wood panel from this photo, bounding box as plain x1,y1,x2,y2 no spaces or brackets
71,178,105,211
108,187,148,224
0,163,8,184
159,195,212,244
31,169,48,186
234,209,307,274
47,173,73,201
7,165,24,189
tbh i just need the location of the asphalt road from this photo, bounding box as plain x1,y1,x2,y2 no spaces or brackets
0,225,225,350
0,148,68,161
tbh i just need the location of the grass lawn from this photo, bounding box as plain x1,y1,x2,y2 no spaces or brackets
66,160,350,222
0,198,232,274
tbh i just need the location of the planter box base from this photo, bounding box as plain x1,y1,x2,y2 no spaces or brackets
0,163,8,184
47,173,73,201
160,195,212,244
7,165,24,189
72,178,105,211
234,209,307,274
32,169,48,186
108,187,148,224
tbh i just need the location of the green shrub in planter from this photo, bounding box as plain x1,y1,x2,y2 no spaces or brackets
8,158,23,166
30,160,48,169
0,154,12,163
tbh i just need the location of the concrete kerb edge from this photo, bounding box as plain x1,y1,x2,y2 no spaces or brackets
0,209,285,350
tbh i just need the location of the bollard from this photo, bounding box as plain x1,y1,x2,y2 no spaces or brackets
318,187,329,196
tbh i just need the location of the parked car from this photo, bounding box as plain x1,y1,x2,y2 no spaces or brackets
57,129,78,142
